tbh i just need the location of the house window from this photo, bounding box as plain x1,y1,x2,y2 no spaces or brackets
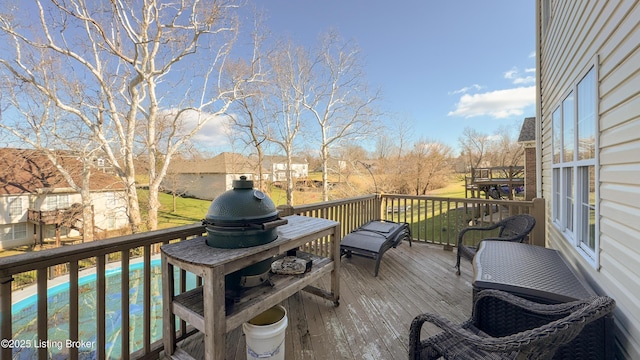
46,194,70,210
106,192,118,207
1,223,27,241
551,65,598,264
9,197,23,217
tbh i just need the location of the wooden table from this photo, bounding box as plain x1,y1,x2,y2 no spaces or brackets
161,215,341,360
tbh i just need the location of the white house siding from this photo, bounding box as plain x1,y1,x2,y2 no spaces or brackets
89,191,129,231
165,173,255,201
538,1,640,358
0,191,129,249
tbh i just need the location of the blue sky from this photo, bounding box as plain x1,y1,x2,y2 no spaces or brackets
249,0,536,154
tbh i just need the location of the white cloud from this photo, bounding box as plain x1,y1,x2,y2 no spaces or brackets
162,108,234,145
504,68,518,79
504,67,536,85
191,113,234,144
447,86,535,119
513,76,535,85
448,84,483,95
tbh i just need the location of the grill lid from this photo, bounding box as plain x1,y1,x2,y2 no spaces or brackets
204,176,279,226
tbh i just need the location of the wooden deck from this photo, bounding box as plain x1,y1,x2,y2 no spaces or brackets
167,242,476,359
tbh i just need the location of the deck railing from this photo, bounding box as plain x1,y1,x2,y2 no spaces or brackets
280,194,545,248
379,194,545,247
1,194,544,360
0,223,206,360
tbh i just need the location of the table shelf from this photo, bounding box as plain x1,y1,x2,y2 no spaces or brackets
172,255,334,332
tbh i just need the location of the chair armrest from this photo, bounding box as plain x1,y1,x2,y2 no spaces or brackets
409,313,477,356
477,233,527,243
473,289,592,320
412,291,614,358
457,223,501,247
409,311,548,355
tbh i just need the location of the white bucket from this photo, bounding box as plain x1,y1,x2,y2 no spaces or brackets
243,305,288,360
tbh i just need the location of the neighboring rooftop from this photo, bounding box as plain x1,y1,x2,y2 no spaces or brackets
167,152,257,175
518,117,536,143
0,148,124,195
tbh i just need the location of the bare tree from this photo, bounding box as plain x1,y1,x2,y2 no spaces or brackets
375,118,414,194
260,40,309,205
302,32,380,201
458,127,491,172
0,61,100,242
486,124,524,173
223,12,273,192
0,0,246,231
405,139,454,195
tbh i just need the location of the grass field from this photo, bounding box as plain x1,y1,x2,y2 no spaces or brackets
151,179,470,231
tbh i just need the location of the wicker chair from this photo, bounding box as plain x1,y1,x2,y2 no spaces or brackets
455,214,535,275
409,289,616,360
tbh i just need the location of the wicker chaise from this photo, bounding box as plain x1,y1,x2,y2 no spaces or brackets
455,214,535,275
408,289,615,360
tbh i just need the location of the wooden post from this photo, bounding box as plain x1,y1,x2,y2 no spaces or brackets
531,198,546,247
277,204,294,217
0,276,12,360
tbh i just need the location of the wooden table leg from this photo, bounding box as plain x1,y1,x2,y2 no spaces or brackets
204,266,227,360
331,223,341,306
162,256,176,356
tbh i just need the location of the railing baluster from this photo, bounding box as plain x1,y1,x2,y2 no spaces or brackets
0,274,12,360
121,251,130,360
143,245,151,354
97,256,106,360
180,268,187,338
37,268,47,360
69,261,79,360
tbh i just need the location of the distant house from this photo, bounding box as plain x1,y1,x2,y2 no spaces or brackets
537,1,640,357
0,148,128,250
517,117,536,200
163,152,257,200
263,155,308,182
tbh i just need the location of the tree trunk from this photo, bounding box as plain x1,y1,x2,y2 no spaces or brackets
321,145,330,201
146,184,160,231
125,178,142,233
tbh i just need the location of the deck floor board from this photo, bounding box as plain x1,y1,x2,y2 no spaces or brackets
166,242,475,359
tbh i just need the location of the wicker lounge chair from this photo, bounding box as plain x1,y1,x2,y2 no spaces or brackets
409,289,616,360
455,214,535,275
340,220,411,276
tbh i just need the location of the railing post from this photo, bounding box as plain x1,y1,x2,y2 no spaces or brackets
531,197,546,247
375,193,382,220
277,204,295,217
1,276,12,360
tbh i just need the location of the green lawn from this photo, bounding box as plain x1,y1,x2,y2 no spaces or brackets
152,192,211,229
148,180,480,243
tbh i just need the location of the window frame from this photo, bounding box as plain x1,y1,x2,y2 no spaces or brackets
551,61,599,269
8,196,23,217
1,223,27,241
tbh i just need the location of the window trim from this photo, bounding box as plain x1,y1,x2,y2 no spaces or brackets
8,196,23,217
551,59,599,269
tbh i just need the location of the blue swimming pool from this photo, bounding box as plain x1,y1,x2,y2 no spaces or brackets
10,259,196,359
